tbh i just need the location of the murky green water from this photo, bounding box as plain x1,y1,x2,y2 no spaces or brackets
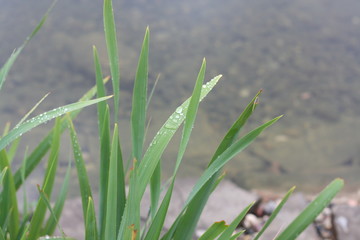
1,0,360,194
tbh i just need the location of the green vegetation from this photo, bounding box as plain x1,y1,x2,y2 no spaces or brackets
0,0,344,239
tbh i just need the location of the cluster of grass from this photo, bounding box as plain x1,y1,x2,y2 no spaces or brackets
0,0,343,239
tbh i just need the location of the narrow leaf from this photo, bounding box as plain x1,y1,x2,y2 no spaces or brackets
198,221,228,240
103,0,120,122
217,202,254,240
104,124,118,240
0,96,112,151
85,197,98,240
254,186,295,240
276,178,344,240
131,27,149,162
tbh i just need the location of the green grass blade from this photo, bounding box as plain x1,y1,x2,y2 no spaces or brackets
37,185,66,238
184,116,282,207
104,124,119,240
0,167,7,185
116,137,126,232
217,202,254,240
0,227,5,240
198,221,228,240
146,74,160,110
131,27,149,162
0,150,19,239
143,183,174,240
117,159,140,240
15,92,50,128
21,147,29,219
27,118,61,240
85,196,98,240
0,96,112,151
253,186,295,240
0,1,56,91
68,117,94,224
229,230,245,240
7,137,21,163
275,178,344,240
98,106,111,239
93,46,107,123
43,158,72,235
103,0,120,122
149,161,161,219
138,75,221,197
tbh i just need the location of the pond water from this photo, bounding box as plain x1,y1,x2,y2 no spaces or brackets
1,0,360,195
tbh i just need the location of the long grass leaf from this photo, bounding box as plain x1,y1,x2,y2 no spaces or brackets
149,161,161,219
43,158,72,235
104,124,119,240
103,0,120,122
275,178,344,240
117,159,140,240
0,96,112,151
0,227,5,240
131,27,149,162
0,0,57,91
4,81,108,212
0,150,19,239
138,75,221,197
0,167,7,185
98,106,111,239
116,138,126,232
37,185,66,238
15,92,50,128
185,116,281,207
143,183,174,240
68,117,94,224
27,118,61,240
85,197,98,240
198,221,228,240
217,202,254,240
253,186,295,240
171,90,263,236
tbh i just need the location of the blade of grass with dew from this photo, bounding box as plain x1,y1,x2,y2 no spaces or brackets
145,59,206,240
104,124,119,240
131,27,149,162
171,59,208,240
119,160,140,240
137,75,221,198
253,186,295,240
170,90,263,238
37,185,66,238
0,95,112,152
103,0,120,122
27,117,61,240
275,178,344,240
198,221,228,240
0,0,57,91
68,117,95,225
217,202,254,240
98,106,111,239
11,78,110,191
86,196,98,240
0,150,19,239
162,116,281,240
43,158,72,235
15,92,50,128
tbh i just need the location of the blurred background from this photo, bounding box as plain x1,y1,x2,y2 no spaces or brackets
1,0,360,195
